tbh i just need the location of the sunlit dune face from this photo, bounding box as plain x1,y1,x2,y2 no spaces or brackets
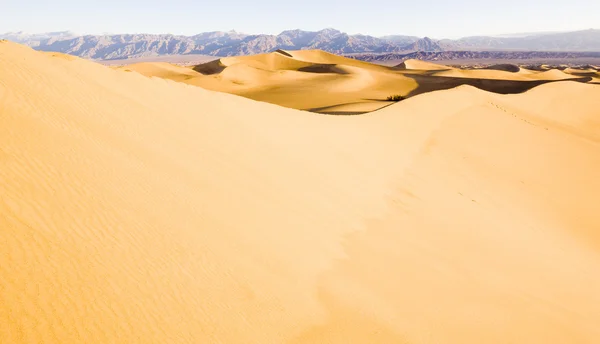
2,41,600,344
120,51,594,115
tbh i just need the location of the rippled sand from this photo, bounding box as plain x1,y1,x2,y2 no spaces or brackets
2,41,600,343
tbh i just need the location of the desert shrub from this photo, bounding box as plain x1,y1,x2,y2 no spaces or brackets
386,94,406,101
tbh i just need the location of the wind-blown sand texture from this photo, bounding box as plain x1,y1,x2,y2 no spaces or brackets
2,41,600,343
119,50,593,114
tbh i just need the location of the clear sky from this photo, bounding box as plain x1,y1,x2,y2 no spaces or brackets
2,0,598,38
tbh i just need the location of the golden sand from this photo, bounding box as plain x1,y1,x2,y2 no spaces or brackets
120,52,593,114
2,41,600,343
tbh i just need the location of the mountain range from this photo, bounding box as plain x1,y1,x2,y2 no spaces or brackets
352,51,600,64
2,28,599,60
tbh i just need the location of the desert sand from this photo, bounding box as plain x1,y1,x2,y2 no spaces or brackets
99,54,218,66
2,40,600,343
118,50,593,114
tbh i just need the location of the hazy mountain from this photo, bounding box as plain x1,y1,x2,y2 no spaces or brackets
32,34,200,59
490,31,561,38
401,37,443,52
1,28,599,60
1,29,406,59
195,28,404,56
351,50,600,64
1,31,78,47
444,29,600,51
379,35,420,45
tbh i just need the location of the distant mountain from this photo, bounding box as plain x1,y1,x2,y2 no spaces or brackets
0,29,408,59
351,51,600,64
193,28,403,56
2,28,599,60
2,31,78,47
400,37,443,52
442,29,600,51
378,35,420,45
35,34,199,60
490,31,561,38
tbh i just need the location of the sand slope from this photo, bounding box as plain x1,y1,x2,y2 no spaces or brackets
123,50,417,113
121,52,593,114
434,67,582,81
2,41,600,343
396,58,452,70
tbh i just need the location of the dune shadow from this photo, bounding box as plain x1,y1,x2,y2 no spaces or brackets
393,61,453,72
274,49,293,57
307,101,397,115
192,59,227,75
312,111,370,115
480,64,521,73
297,64,351,75
569,71,599,77
360,98,398,102
403,74,592,97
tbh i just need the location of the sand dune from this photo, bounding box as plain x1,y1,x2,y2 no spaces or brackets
562,67,600,84
530,68,583,80
396,58,452,70
125,50,418,113
434,67,583,81
119,52,593,114
502,81,600,142
307,100,395,115
286,49,393,72
2,41,600,343
434,68,534,80
220,51,319,71
481,63,521,72
119,62,200,81
564,67,598,75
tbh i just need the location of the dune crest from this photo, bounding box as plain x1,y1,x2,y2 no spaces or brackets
120,51,593,114
396,58,452,70
2,42,600,343
482,63,521,72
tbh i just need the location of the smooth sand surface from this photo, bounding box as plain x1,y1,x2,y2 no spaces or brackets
2,41,600,343
120,53,593,114
435,67,582,81
434,68,534,80
481,64,521,72
396,59,454,70
564,67,598,74
122,50,418,113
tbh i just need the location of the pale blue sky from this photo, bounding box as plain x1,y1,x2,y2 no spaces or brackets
2,0,598,38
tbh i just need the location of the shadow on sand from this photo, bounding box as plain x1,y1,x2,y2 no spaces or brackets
403,74,592,98
307,101,397,115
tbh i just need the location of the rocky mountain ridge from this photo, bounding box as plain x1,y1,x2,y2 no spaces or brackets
2,28,599,60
